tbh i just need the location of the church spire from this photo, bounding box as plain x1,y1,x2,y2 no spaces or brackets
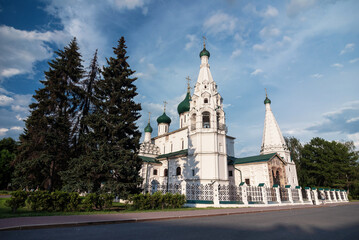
260,90,289,161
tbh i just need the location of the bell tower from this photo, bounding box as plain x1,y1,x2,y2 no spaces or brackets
188,38,228,184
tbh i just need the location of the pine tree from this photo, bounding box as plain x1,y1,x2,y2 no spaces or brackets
13,38,84,191
62,37,143,198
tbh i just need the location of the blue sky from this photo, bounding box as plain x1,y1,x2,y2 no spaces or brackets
0,0,358,157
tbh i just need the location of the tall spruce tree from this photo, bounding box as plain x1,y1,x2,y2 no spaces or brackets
62,37,143,198
13,38,84,191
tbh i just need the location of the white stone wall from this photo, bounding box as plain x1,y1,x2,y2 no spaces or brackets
154,128,188,154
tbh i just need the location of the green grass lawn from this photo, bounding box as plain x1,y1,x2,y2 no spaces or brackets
0,198,203,219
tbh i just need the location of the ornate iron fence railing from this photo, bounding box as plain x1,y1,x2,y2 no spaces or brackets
247,186,263,203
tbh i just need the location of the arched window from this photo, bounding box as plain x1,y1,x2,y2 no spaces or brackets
202,111,210,128
164,169,168,177
153,169,158,175
181,140,184,150
176,167,181,176
204,98,208,104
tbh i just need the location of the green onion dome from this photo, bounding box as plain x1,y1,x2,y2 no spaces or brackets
144,122,153,133
264,97,271,104
157,112,171,124
199,48,210,58
177,92,191,115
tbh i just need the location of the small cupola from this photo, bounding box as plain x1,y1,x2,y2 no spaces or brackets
157,102,171,136
264,88,271,104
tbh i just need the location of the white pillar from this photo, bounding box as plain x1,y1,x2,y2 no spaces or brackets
331,189,337,202
213,182,220,207
336,190,342,201
274,186,281,204
305,188,312,203
181,181,187,197
325,189,332,202
240,183,248,205
312,188,319,205
261,185,268,204
297,186,304,203
287,186,294,204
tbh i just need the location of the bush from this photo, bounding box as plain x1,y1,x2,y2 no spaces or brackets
82,193,115,211
101,193,115,209
51,191,70,212
67,192,81,211
5,190,28,213
130,192,186,210
27,191,53,211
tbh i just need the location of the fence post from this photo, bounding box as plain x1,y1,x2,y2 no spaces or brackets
305,187,312,203
297,186,303,203
181,181,187,197
240,183,248,205
259,183,267,204
336,189,342,201
286,185,293,204
330,189,337,202
273,185,281,204
312,188,319,205
213,182,220,207
325,189,332,202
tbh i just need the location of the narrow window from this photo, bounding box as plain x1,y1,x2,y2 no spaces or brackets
229,171,233,177
202,111,210,128
181,140,184,150
164,169,168,177
192,169,195,176
245,178,250,185
176,167,181,176
163,146,165,153
153,169,158,175
171,143,173,152
184,115,186,122
204,98,208,104
180,119,182,128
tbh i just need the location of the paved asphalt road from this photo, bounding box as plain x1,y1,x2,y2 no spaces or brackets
1,204,359,240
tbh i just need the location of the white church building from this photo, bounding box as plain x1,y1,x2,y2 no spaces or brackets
138,43,298,192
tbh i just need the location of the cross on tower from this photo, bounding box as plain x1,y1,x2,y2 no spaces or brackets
148,112,151,123
202,36,207,48
186,76,191,92
265,88,268,97
163,101,167,112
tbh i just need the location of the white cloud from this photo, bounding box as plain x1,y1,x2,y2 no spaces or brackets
251,69,263,76
259,27,280,38
349,58,359,63
203,12,237,36
0,25,68,79
262,6,279,17
113,0,147,10
185,34,198,50
10,126,22,131
286,0,317,17
0,128,9,136
346,117,359,123
310,73,323,79
253,44,267,51
231,49,242,58
340,43,355,55
0,95,14,106
331,63,343,68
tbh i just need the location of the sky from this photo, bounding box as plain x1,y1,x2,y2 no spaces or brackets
0,0,358,157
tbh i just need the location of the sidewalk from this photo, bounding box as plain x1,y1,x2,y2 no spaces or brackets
0,202,355,231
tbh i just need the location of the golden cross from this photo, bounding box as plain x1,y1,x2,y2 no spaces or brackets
148,112,151,123
186,76,191,92
265,88,268,97
163,101,167,112
202,36,206,48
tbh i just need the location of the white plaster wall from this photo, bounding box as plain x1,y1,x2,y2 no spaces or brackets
154,128,188,154
233,163,270,186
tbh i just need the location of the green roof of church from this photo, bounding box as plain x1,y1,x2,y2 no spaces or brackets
264,97,271,104
157,112,171,124
177,92,191,114
144,122,153,133
139,155,161,164
228,153,277,165
156,149,188,159
200,48,210,58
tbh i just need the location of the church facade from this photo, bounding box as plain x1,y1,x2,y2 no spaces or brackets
138,43,298,191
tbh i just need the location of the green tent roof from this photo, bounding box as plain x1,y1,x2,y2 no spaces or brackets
228,153,278,165
139,155,161,164
157,112,171,124
200,48,210,58
144,122,153,133
177,91,191,115
156,149,188,159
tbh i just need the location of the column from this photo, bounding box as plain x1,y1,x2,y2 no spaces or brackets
331,189,337,202
213,182,220,207
297,186,304,203
261,186,268,204
312,188,319,205
336,189,342,201
305,187,312,203
241,183,248,205
274,186,281,204
325,189,332,202
287,186,293,204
